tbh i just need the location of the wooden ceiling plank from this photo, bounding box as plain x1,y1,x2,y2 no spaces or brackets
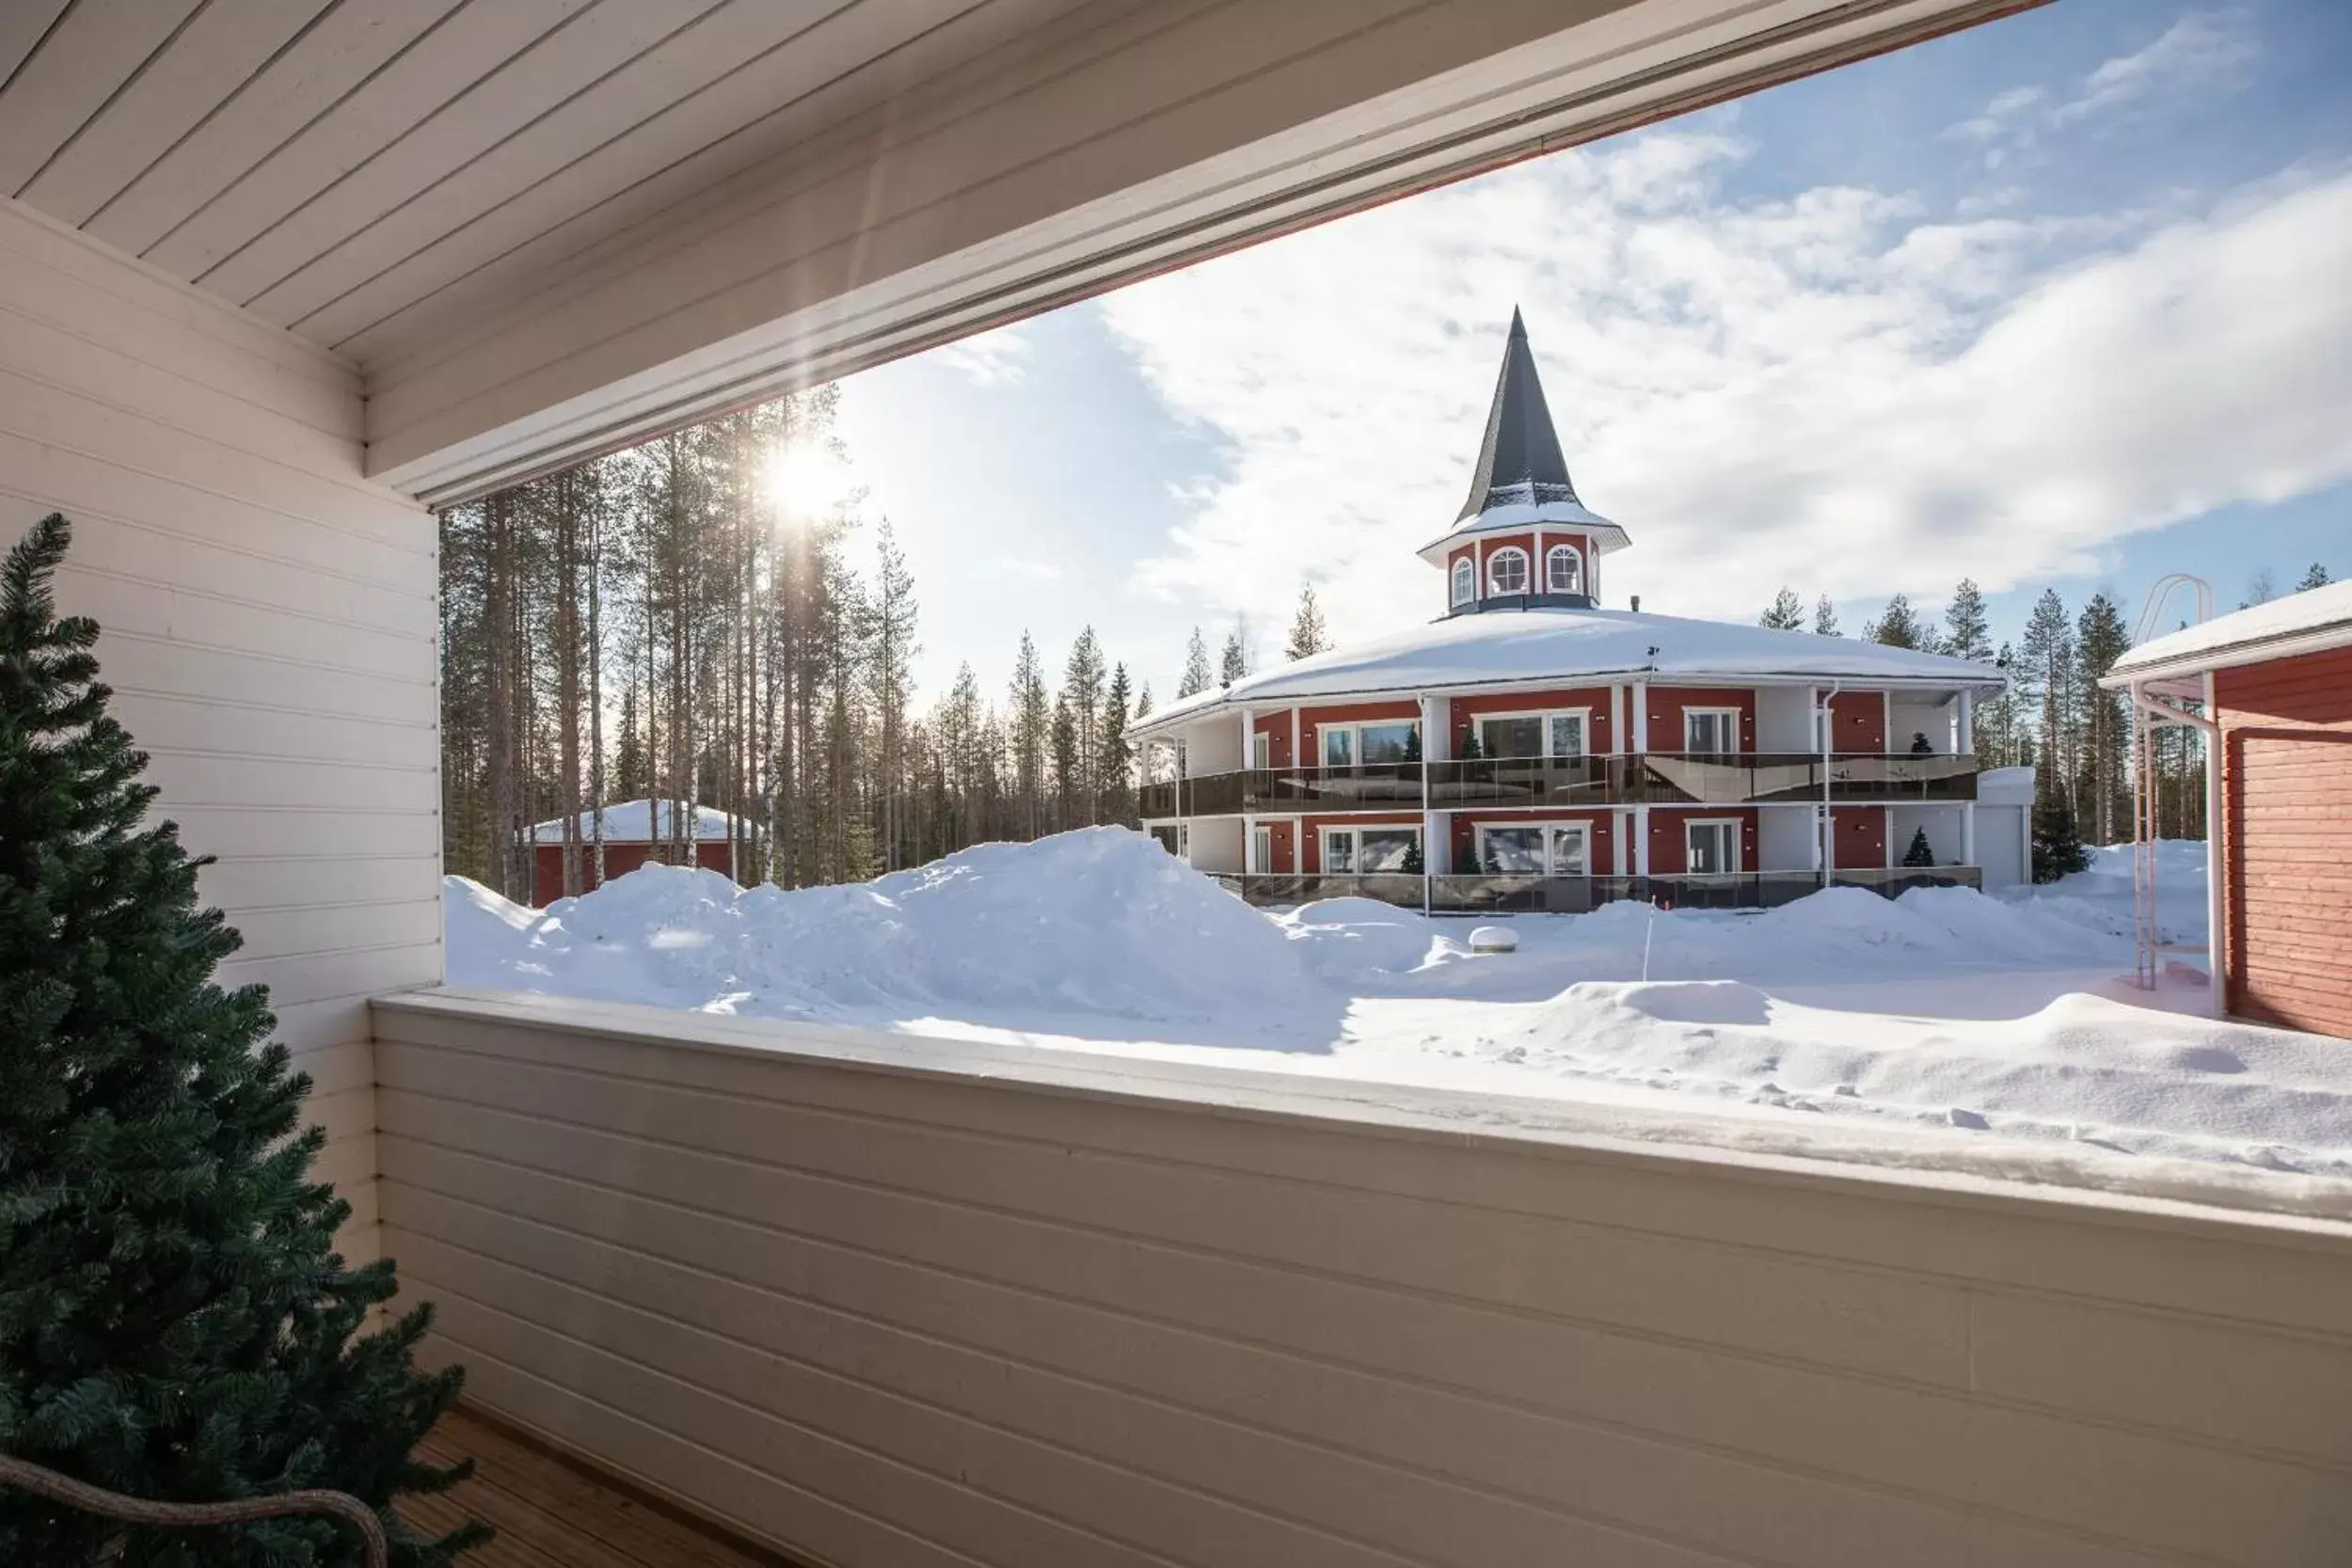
281,0,1002,343
143,0,598,282
217,0,745,318
369,0,1400,415
85,0,469,258
22,0,334,227
0,0,204,196
327,0,1142,364
0,1,74,97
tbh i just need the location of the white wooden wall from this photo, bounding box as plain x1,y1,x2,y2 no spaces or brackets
376,989,2352,1568
0,197,438,1261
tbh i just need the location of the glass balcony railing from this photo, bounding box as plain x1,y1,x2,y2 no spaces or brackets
1146,752,1981,816
1215,864,1986,912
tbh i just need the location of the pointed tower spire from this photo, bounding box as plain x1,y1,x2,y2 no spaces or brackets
1456,308,1580,521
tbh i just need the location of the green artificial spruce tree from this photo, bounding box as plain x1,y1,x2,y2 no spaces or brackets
0,516,484,1566
1902,827,1936,868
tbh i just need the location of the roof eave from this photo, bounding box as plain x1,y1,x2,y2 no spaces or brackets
2102,619,2352,690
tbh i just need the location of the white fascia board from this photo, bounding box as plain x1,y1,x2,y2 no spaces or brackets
2099,619,2352,690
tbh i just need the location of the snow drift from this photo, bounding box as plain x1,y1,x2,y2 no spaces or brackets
446,829,2352,1184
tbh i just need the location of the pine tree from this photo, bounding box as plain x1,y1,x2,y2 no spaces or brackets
2074,592,2131,846
1284,586,1331,660
1864,594,1928,649
1758,588,1804,630
2298,562,2332,592
1219,621,1250,685
2020,589,2076,805
1943,578,1991,663
0,516,484,1566
1902,826,1936,868
1176,628,1213,699
2032,785,2090,882
1811,594,1841,637
1008,630,1050,837
1099,663,1135,825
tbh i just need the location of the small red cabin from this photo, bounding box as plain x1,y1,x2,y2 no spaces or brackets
528,798,748,907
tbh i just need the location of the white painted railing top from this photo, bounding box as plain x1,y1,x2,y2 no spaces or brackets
375,987,2352,1568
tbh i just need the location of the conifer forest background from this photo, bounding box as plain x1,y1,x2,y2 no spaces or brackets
440,387,2330,901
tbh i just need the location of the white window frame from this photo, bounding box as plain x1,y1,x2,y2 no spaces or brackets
1472,706,1592,759
1251,729,1271,768
1473,821,1592,876
1682,706,1741,755
1684,817,1741,876
1450,556,1475,607
1250,823,1272,873
1486,546,1530,596
1320,719,1420,769
1545,543,1583,595
1321,824,1421,875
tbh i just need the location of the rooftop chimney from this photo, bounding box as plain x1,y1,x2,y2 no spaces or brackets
1630,594,1642,612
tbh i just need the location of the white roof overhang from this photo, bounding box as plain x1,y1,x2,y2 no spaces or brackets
0,0,2037,504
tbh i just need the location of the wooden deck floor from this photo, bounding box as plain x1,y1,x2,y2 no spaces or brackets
405,1407,799,1568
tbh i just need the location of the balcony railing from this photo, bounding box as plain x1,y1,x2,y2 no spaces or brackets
1216,865,1984,911
1146,752,1981,816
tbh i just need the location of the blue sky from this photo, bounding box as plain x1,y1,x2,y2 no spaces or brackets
833,0,2352,700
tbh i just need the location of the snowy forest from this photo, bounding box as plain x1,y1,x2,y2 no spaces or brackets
439,382,2329,901
439,387,1263,902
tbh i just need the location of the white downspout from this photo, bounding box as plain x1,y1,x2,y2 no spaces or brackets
2203,669,2226,1018
1817,680,1840,888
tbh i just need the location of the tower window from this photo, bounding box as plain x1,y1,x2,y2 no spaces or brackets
1486,547,1529,595
1546,544,1582,594
1450,557,1474,606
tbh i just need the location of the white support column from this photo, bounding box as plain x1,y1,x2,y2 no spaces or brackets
1630,681,1649,753
1533,528,1545,594
1961,800,1977,868
1243,814,1256,872
1957,689,1974,755
1238,705,1254,768
1473,538,1485,606
2204,669,2227,1017
1883,805,1896,870
1633,806,1651,876
1290,706,1301,770
1609,684,1625,755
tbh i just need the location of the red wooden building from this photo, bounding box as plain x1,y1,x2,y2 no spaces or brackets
528,798,745,907
2107,584,2352,1037
1133,310,2030,913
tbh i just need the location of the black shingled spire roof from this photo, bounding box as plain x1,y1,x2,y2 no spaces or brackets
1455,308,1580,522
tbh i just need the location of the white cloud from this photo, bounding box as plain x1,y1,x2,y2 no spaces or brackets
2055,9,2256,126
1100,134,2352,641
1947,9,2256,165
931,323,1033,387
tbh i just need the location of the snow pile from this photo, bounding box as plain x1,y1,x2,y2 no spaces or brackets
444,828,2352,1190
450,828,1310,1037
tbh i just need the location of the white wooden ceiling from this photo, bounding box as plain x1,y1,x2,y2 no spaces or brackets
0,0,2035,500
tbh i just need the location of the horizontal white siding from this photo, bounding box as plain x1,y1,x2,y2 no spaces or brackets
0,196,439,1263
375,990,2352,1568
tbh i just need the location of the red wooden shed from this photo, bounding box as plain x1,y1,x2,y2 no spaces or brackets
2107,583,2352,1037
528,798,747,908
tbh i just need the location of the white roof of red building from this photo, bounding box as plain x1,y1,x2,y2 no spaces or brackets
1137,606,2003,733
530,798,745,843
2106,580,2352,685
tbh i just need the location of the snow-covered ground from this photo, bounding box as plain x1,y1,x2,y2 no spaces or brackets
444,831,2352,1199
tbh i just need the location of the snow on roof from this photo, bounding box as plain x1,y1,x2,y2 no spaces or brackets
1138,606,2003,731
530,798,745,843
2107,580,2352,683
